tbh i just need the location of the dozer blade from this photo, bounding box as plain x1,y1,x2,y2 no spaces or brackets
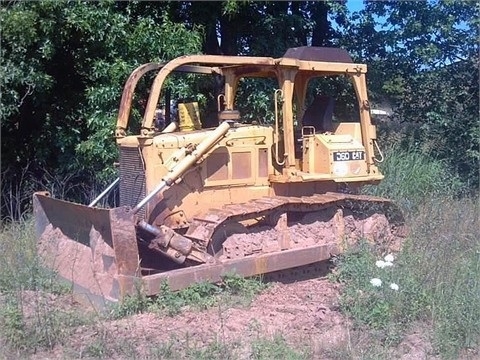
33,192,140,307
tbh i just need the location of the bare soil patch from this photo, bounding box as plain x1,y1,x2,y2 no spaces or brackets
0,272,442,359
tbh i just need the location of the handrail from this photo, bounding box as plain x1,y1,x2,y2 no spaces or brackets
274,89,286,166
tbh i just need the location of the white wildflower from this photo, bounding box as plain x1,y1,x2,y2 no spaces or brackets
390,283,399,291
375,260,386,268
370,278,382,287
384,254,394,263
384,261,393,267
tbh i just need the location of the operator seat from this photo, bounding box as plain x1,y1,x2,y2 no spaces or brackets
302,95,334,133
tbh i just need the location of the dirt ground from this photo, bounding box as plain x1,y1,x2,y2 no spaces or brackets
5,265,442,360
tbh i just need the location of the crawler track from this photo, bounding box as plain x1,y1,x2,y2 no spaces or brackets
184,192,405,259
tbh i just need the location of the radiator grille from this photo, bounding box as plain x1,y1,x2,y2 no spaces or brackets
119,147,146,219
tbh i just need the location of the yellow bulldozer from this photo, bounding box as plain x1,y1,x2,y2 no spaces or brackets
34,47,404,306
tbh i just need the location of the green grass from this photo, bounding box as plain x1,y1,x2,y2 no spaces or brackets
0,219,67,295
184,339,238,360
77,333,306,360
0,220,91,355
333,196,479,358
251,334,310,360
109,273,268,319
410,197,479,358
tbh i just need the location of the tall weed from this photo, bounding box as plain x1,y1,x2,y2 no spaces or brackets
362,146,465,211
336,147,478,358
0,220,83,354
408,197,479,358
0,219,65,294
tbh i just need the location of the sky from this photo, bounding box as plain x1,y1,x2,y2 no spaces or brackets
346,0,366,13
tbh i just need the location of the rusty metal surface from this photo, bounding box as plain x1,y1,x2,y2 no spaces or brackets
283,46,354,63
33,192,140,304
109,207,140,278
33,192,113,247
116,62,164,137
142,243,339,294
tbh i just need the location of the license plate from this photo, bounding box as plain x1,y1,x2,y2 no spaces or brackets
333,151,365,161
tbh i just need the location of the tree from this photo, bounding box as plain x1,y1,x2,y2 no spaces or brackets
1,1,202,217
340,0,479,186
163,1,342,57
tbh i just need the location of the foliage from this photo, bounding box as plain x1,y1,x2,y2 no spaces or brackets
0,0,342,170
108,285,153,319
0,0,203,215
168,2,341,56
235,78,277,124
75,8,203,180
0,219,67,294
0,220,90,354
0,293,88,352
391,59,479,186
185,339,237,360
222,272,267,297
167,1,344,125
1,165,114,221
2,0,478,220
343,0,479,186
251,334,311,360
0,297,26,349
337,147,478,358
407,197,480,358
153,280,221,316
332,242,429,341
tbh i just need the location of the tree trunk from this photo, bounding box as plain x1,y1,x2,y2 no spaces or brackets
311,2,331,46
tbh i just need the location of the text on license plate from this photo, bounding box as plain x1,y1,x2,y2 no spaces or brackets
333,151,365,161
